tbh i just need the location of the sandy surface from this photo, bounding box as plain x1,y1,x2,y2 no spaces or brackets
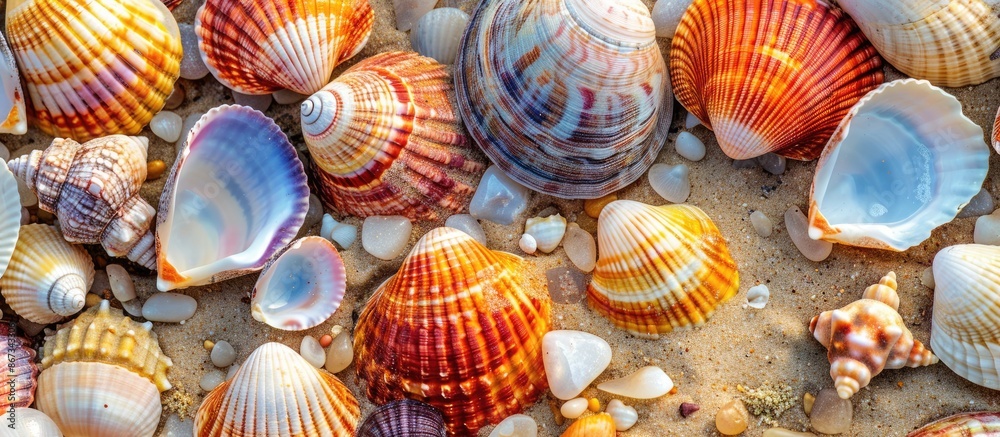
3,0,1000,436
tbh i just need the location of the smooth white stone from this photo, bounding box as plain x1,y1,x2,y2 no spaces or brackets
974,210,1000,245
757,153,787,175
142,293,197,323
445,214,488,245
518,234,537,255
162,414,195,437
488,414,537,437
176,112,205,154
106,264,137,302
560,398,589,419
562,223,596,272
361,216,411,260
211,340,237,368
300,335,326,368
325,330,354,373
750,210,773,237
920,267,935,289
164,84,185,110
648,163,690,203
542,330,613,400
122,298,144,318
785,206,833,262
411,8,469,64
470,166,530,225
675,131,706,161
746,285,770,309
524,214,566,254
0,408,61,437
178,24,210,80
149,111,183,143
16,177,37,207
272,89,308,105
606,399,639,431
393,0,437,31
684,111,701,129
652,0,694,38
199,370,226,392
232,91,272,112
597,366,673,399
321,214,336,240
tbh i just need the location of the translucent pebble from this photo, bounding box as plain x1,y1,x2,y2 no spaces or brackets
974,210,1000,245
809,388,852,434
142,293,197,323
16,177,37,207
518,234,537,255
121,298,143,317
470,166,531,225
176,112,205,153
303,195,323,231
785,206,833,262
106,264,136,302
149,111,183,143
163,414,195,437
546,267,587,304
803,392,815,415
321,214,336,241
272,89,308,105
445,214,488,245
488,414,537,437
675,132,706,161
584,193,617,219
199,370,226,392
542,330,612,400
324,329,353,373
18,207,28,225
0,144,8,161
392,0,436,31
361,216,412,260
210,340,237,368
232,91,273,112
732,159,758,169
300,335,325,368
920,267,935,289
606,399,638,431
651,0,694,37
715,399,749,435
757,153,786,175
958,187,994,218
89,270,110,294
746,284,770,309
178,24,210,80
164,84,185,110
563,223,596,272
411,8,469,64
763,428,817,437
226,363,240,380
597,366,673,399
560,398,588,419
684,111,701,129
648,163,690,203
750,211,773,237
588,398,600,412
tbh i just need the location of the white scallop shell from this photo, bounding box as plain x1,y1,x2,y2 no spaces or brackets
0,408,62,437
252,237,347,331
808,79,989,251
0,161,20,278
410,8,470,65
524,214,567,254
0,31,25,135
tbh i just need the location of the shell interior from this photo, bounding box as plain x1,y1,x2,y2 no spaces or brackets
252,236,347,331
0,161,20,278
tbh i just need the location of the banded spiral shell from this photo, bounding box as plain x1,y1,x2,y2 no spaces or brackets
356,399,447,437
455,0,673,198
0,31,25,135
670,0,884,160
0,323,38,412
354,227,552,436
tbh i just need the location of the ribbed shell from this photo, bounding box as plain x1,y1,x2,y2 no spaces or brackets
0,408,62,437
357,399,447,437
302,51,484,221
7,136,157,269
354,227,552,436
251,236,347,331
5,0,182,141
410,8,470,65
0,31,25,135
455,0,672,199
0,324,38,411
670,0,884,160
0,161,19,279
196,0,374,95
907,411,1000,437
560,413,616,437
195,342,360,437
587,200,739,338
161,0,182,9
0,224,95,324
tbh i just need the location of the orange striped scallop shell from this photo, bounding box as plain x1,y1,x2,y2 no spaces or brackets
560,413,616,437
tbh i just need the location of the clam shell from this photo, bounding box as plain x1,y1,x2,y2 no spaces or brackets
808,79,989,251
560,413,616,437
524,214,567,254
251,236,347,331
302,51,484,221
410,8,470,65
0,161,20,278
0,408,62,437
0,224,94,324
354,227,552,436
0,324,38,411
195,342,360,436
5,0,182,141
0,31,25,135
670,0,884,160
455,0,673,199
357,399,447,437
156,105,310,291
907,411,1000,437
196,0,374,95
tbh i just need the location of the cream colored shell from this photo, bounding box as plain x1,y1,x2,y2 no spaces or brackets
0,31,25,135
0,408,62,437
0,161,20,279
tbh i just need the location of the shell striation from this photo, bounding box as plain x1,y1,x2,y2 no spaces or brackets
354,227,552,436
0,161,20,279
302,51,485,221
0,323,38,411
587,200,739,338
196,0,374,95
907,411,1000,437
0,31,26,135
251,236,347,331
670,0,884,160
455,0,673,199
356,399,447,437
560,413,617,437
7,136,157,268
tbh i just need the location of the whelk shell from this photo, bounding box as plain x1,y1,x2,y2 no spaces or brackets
0,161,20,279
0,323,38,411
251,236,347,331
0,31,25,135
357,399,447,437
907,411,1000,437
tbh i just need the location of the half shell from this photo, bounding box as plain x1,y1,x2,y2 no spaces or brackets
455,0,673,198
670,0,884,160
0,161,19,279
251,236,347,331
357,399,447,437
587,200,739,338
808,79,989,251
354,227,552,436
907,411,1000,437
0,323,38,411
0,408,61,437
156,105,310,291
0,31,25,135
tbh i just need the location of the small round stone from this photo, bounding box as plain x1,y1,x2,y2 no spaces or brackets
210,340,237,368
680,402,700,418
203,340,215,351
142,293,197,323
584,193,617,219
803,392,815,416
303,195,324,231
518,233,537,255
444,214,488,245
163,414,195,437
19,207,28,225
106,264,137,302
684,111,701,129
920,267,935,289
146,160,167,181
562,223,596,272
958,187,994,218
361,216,412,260
300,335,325,368
750,211,773,237
587,398,601,413
716,399,749,435
163,84,185,110
675,131,706,161
178,24,210,80
149,111,183,143
121,299,143,317
757,153,787,175
763,428,817,437
273,89,308,105
785,206,832,262
319,334,333,348
809,388,852,434
974,210,1000,245
232,91,273,112
560,398,588,419
746,285,770,309
84,293,102,308
324,329,354,373
199,370,227,392
488,414,537,437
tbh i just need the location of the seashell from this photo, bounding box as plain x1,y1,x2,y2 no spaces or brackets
410,8,470,65
596,366,673,399
0,161,20,279
195,0,374,95
7,136,157,268
809,272,938,399
149,111,183,143
322,214,359,249
195,342,360,436
746,285,770,309
907,411,1000,437
156,105,310,291
587,200,739,338
808,79,989,251
0,31,25,135
0,408,62,437
560,413,616,437
606,399,638,431
357,399,447,437
252,236,347,331
5,0,182,141
670,0,884,160
161,0,182,9
354,227,552,436
302,51,485,221
648,163,690,203
456,0,673,198
0,323,38,411
524,214,567,254
0,225,95,324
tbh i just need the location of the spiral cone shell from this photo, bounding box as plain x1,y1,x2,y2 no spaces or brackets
0,31,26,135
354,227,552,436
0,324,38,411
560,413,616,437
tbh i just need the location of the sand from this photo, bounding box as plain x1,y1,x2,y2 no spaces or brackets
3,0,1000,436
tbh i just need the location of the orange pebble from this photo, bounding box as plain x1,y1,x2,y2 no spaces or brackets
587,398,600,412
319,334,333,348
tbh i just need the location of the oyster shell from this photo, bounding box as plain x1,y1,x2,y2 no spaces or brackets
251,236,347,331
357,399,447,437
0,31,25,135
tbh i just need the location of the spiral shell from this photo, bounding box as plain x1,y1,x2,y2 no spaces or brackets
0,31,25,135
0,161,20,279
907,411,1000,437
357,399,447,437
0,324,38,411
251,236,347,331
355,227,552,436
560,413,617,437
670,0,884,160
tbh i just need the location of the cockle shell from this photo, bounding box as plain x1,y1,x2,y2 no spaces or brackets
196,0,374,95
8,136,157,268
302,51,485,221
907,411,1000,437
357,399,447,437
0,161,19,278
0,408,62,437
808,79,989,251
0,323,38,411
838,0,1000,87
354,227,552,436
670,0,884,160
560,413,616,437
0,224,95,324
587,200,739,338
809,272,938,399
251,236,347,331
5,0,182,141
455,0,673,199
195,342,360,436
0,31,25,135
156,105,310,291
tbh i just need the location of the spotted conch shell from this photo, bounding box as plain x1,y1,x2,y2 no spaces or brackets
0,31,26,135
809,272,938,399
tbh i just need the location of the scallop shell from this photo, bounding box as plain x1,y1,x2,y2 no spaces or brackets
907,411,1000,437
560,413,616,437
5,0,182,141
587,200,739,338
524,214,567,254
7,136,157,268
808,79,989,251
195,342,360,436
301,51,484,221
410,8,470,65
354,227,552,436
0,31,25,135
455,0,673,199
251,236,347,331
0,408,62,437
195,0,374,95
0,323,38,411
838,0,1000,88
670,0,884,160
357,399,447,437
0,161,20,279
0,224,94,324
156,105,310,291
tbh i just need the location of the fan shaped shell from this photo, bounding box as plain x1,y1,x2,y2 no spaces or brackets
560,413,616,437
0,161,19,279
0,324,38,411
251,236,347,331
907,411,1000,437
0,408,62,437
0,31,25,135
357,399,446,437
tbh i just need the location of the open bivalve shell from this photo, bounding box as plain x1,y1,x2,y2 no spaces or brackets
251,236,347,331
156,105,310,291
808,79,989,251
588,200,739,338
0,161,19,279
455,0,672,199
354,227,552,436
195,342,360,436
0,31,25,135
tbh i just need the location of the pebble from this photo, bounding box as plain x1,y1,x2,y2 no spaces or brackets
584,193,617,219
361,216,412,260
750,210,773,237
176,112,205,153
651,0,694,38
321,214,358,249
300,335,326,368
19,207,28,225
319,334,333,348
226,362,240,380
18,318,46,337
545,267,587,304
469,165,530,225
803,392,815,415
588,398,600,412
809,388,852,434
162,414,195,437
90,270,110,294
542,330,612,400
757,153,787,175
121,299,143,317
920,267,935,289
106,264,136,302
232,91,273,112
210,340,237,368
488,414,537,437
303,195,323,231
560,398,589,419
199,370,227,392
597,366,673,399
85,293,103,308
445,214,488,245
147,160,167,181
716,399,749,435
272,89,308,105
178,24,210,80
16,177,37,207
524,214,566,253
324,328,354,373
149,111,183,142
562,223,596,272
958,188,994,218
679,402,700,418
203,340,215,351
732,158,758,169
675,131,706,161
142,293,197,323
746,285,770,309
164,84,185,110
393,0,436,31
648,163,690,203
973,209,1000,245
684,111,702,129
785,206,833,262
606,399,638,431
518,233,537,255
0,144,8,161
763,428,817,437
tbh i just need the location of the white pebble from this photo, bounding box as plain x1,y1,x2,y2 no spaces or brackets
684,111,702,129
542,330,612,400
518,234,537,255
559,398,589,419
178,24,210,80
757,153,786,175
470,165,530,225
121,298,144,318
211,340,237,368
149,111,183,143
226,362,240,380
974,210,1000,245
785,206,833,262
488,414,537,437
361,216,411,260
176,112,205,153
920,267,935,289
142,293,197,323
445,214,488,245
606,399,639,431
675,132,706,161
562,223,596,272
648,163,690,203
106,264,137,302
325,329,354,373
272,89,308,105
163,414,195,437
199,370,227,392
392,0,436,31
746,285,770,309
750,210,773,237
651,0,694,38
232,91,273,112
321,213,336,240
300,335,326,368
597,366,673,399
